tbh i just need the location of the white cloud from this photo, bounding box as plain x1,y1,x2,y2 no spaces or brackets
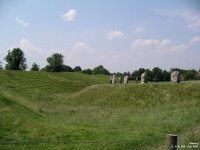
7,39,45,69
5,36,198,72
72,42,95,53
186,14,200,30
106,30,126,39
131,38,189,56
15,17,30,27
190,35,200,45
132,27,144,33
104,38,193,71
170,44,188,52
154,9,200,31
66,42,104,69
132,38,171,50
19,38,43,53
132,39,161,47
63,9,77,22
64,37,195,72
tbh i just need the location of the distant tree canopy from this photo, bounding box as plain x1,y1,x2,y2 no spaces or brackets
130,67,199,82
123,72,130,76
41,53,74,72
62,65,73,72
83,68,92,75
131,68,145,80
1,49,199,80
4,48,27,70
152,67,163,81
30,63,40,71
73,66,82,72
0,61,2,70
44,53,64,72
92,65,110,75
145,69,153,81
162,70,170,81
131,67,170,82
115,72,123,77
184,69,197,80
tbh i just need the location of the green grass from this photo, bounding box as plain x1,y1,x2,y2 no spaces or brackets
0,70,200,150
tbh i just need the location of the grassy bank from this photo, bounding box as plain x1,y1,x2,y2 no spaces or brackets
0,71,199,149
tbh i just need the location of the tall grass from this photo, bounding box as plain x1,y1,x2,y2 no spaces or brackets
0,71,199,149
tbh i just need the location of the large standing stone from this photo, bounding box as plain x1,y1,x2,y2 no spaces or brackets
112,74,116,84
141,72,147,83
171,71,180,83
124,75,129,84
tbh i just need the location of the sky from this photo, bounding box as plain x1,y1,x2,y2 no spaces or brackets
0,0,200,72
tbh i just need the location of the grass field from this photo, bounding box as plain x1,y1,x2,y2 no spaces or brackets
0,71,200,150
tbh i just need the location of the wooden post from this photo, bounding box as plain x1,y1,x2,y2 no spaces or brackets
166,134,177,150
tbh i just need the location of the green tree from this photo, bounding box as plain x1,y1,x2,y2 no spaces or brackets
184,70,197,80
62,65,73,72
123,72,130,76
83,69,92,75
131,70,139,80
162,70,170,81
92,65,110,75
115,72,123,77
4,48,27,70
30,63,40,71
73,66,82,72
152,67,163,82
0,61,2,70
45,53,64,72
145,69,153,81
131,68,145,80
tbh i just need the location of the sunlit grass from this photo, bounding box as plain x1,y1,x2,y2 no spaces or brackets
0,71,199,149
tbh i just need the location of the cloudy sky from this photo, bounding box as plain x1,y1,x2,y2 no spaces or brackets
0,0,200,72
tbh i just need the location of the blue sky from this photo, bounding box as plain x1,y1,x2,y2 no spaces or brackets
0,0,200,72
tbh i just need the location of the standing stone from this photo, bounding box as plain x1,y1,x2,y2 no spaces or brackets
112,74,116,84
141,72,147,83
171,71,180,83
118,76,122,83
124,75,129,84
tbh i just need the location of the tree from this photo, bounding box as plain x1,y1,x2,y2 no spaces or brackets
92,65,110,75
62,65,73,72
4,48,27,70
184,70,197,80
162,70,170,81
131,68,145,80
152,67,163,82
115,72,123,77
0,61,2,70
30,63,40,71
123,72,130,76
45,53,64,72
131,70,139,80
83,69,92,75
73,66,82,72
145,69,153,81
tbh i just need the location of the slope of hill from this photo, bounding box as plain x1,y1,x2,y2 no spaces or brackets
0,71,199,150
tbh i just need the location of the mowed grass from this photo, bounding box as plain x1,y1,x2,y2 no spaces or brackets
0,71,200,150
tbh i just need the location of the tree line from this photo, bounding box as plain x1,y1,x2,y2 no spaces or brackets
0,48,110,75
0,48,199,81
